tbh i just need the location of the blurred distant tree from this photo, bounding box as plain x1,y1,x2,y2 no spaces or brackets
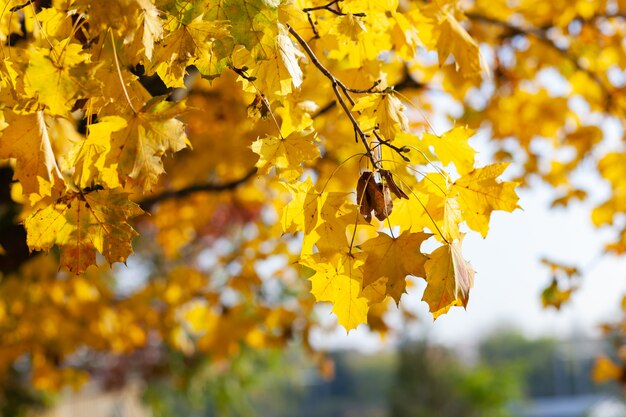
480,330,560,397
389,342,519,417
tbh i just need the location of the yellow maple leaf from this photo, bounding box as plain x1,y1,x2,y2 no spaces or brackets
276,23,304,89
361,231,430,303
387,193,434,233
423,126,476,175
423,239,475,319
281,177,318,234
251,132,319,180
24,42,97,116
421,1,485,79
24,189,144,274
335,13,367,41
308,192,361,256
136,0,164,60
352,93,409,141
301,252,369,331
452,163,519,237
0,110,63,196
393,172,461,242
234,23,305,97
281,179,360,255
106,98,189,190
67,116,127,189
153,15,230,86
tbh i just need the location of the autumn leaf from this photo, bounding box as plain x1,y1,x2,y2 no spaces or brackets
361,231,430,303
309,192,361,255
352,93,409,141
423,239,475,319
67,116,127,189
106,98,189,190
421,1,485,78
301,252,369,331
24,189,144,274
0,110,63,196
422,126,476,175
153,16,229,86
452,163,520,237
356,171,393,222
592,355,623,383
251,132,320,180
281,177,318,234
24,42,97,116
222,0,278,60
276,23,304,89
136,0,164,60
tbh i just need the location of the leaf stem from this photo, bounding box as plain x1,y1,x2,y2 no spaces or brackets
109,31,137,114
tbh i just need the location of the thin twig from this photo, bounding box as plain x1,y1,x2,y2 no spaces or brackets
303,0,365,17
303,1,366,41
374,133,411,162
286,23,380,169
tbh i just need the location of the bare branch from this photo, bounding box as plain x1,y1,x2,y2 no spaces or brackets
303,0,365,39
286,23,380,169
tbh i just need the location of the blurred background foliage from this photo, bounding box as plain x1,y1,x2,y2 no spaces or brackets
17,329,622,417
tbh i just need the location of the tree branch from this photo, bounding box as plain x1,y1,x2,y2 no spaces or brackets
311,68,425,120
139,168,258,211
302,0,365,37
286,23,380,169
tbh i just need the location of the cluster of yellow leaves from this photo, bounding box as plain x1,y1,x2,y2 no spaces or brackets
0,0,530,392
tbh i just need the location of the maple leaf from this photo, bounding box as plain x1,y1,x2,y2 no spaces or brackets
361,231,430,303
423,240,475,319
301,252,369,331
452,163,519,237
308,192,361,256
233,23,305,97
106,98,189,190
153,16,229,86
281,179,360,255
352,93,409,141
251,133,319,180
222,0,278,60
24,42,97,116
24,189,144,274
0,110,63,196
436,12,483,77
66,116,127,189
336,13,367,41
592,355,623,383
281,177,318,234
276,23,304,89
421,1,485,78
422,126,476,175
137,0,165,60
